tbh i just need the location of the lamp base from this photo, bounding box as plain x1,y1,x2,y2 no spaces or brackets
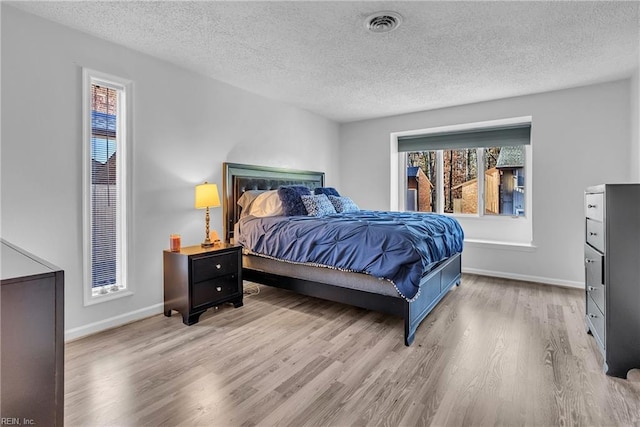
201,238,221,248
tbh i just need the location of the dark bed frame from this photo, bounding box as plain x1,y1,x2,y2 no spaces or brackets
223,162,462,346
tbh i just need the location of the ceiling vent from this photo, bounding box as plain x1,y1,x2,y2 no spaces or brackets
365,11,402,33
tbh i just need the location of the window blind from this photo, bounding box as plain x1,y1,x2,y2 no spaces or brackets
90,83,118,289
397,123,531,152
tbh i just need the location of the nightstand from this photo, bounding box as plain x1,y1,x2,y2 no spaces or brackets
163,243,243,325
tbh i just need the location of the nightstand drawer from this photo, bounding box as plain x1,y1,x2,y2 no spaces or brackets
586,218,604,252
192,274,240,309
585,193,604,221
192,252,239,283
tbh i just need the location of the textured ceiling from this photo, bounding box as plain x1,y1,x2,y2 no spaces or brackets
8,1,640,123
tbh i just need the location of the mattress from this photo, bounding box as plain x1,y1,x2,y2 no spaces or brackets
243,253,399,297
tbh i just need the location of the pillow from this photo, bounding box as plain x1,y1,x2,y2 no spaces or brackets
313,187,341,197
247,190,285,217
301,194,337,216
328,195,360,213
277,185,311,216
237,190,266,218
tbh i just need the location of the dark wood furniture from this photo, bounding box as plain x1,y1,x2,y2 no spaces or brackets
223,162,462,346
584,184,640,378
0,239,64,426
164,243,243,325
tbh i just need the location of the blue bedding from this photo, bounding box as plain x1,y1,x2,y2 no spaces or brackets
237,211,464,301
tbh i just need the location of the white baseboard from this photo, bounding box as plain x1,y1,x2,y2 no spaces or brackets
462,267,583,289
65,303,164,342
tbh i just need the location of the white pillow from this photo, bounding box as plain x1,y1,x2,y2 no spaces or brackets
237,190,266,218
247,190,285,217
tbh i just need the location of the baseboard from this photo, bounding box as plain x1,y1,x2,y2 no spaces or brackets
65,303,164,342
462,267,583,289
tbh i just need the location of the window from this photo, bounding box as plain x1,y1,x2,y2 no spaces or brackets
400,122,530,217
395,118,533,245
82,69,132,305
407,146,525,216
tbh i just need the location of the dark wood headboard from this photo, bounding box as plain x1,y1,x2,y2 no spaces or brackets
222,163,325,242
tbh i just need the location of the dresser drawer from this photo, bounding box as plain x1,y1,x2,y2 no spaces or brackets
192,252,239,283
584,244,603,285
191,274,240,309
585,244,604,314
586,218,604,252
586,295,605,351
585,192,604,221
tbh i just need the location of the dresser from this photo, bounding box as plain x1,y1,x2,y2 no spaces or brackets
0,239,64,426
164,243,243,325
584,184,640,378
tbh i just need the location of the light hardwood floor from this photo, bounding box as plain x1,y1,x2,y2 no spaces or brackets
65,275,640,426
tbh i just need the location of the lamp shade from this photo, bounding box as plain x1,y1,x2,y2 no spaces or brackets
194,182,221,209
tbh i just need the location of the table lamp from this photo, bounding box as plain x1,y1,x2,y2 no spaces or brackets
195,182,221,247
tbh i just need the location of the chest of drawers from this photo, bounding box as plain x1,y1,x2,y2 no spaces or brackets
1,240,64,426
164,243,243,325
584,184,640,378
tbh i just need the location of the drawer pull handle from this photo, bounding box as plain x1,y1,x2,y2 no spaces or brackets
587,286,596,291
216,264,221,269
585,258,595,264
587,204,597,209
588,313,598,318
216,287,222,292
589,232,597,236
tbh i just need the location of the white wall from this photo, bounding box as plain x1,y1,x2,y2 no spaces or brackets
0,5,340,340
340,80,632,288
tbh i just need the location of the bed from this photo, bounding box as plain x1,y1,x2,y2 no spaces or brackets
222,162,463,346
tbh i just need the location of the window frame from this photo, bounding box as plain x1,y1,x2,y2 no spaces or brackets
392,116,533,246
82,68,133,306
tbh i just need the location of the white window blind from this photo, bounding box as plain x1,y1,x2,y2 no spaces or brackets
90,84,119,289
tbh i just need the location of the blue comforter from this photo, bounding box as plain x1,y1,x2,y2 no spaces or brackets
237,211,464,301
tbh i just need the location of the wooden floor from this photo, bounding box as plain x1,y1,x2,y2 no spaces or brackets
65,274,640,426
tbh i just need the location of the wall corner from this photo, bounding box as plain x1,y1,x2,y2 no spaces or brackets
631,67,640,182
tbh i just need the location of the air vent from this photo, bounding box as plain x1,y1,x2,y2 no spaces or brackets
365,11,402,33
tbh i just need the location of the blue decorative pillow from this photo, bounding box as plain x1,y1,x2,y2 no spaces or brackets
277,185,312,216
314,187,341,197
301,194,337,216
328,195,359,213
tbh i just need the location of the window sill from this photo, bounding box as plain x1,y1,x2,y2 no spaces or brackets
464,239,537,252
448,213,528,221
84,288,133,306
